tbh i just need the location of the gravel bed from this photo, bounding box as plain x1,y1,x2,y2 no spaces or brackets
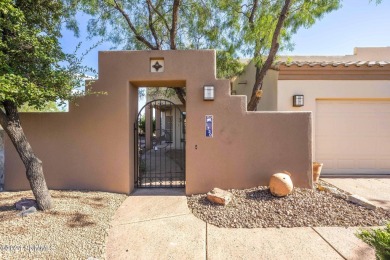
187,184,390,229
0,190,127,259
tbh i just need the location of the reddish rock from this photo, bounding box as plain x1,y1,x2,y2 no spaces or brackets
15,198,38,211
207,188,234,206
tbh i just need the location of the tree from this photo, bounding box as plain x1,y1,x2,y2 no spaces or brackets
70,0,341,109
19,102,64,112
0,0,91,210
217,0,340,111
67,0,236,104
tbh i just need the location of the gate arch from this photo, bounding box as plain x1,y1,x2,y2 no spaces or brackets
135,99,185,187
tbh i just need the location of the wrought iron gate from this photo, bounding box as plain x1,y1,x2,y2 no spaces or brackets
135,99,185,187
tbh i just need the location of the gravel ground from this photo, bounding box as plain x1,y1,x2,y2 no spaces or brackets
0,190,127,259
187,182,390,229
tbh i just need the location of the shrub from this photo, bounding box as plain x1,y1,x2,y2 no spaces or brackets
356,222,390,260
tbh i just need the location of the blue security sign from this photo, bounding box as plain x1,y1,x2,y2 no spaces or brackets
205,115,213,138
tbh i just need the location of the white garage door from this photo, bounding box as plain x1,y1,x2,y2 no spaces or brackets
316,100,390,175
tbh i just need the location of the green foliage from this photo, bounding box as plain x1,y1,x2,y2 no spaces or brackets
19,102,64,112
0,0,95,111
138,115,146,133
138,114,155,134
356,222,390,260
147,87,177,100
67,0,227,51
65,0,342,65
216,0,341,66
216,50,245,79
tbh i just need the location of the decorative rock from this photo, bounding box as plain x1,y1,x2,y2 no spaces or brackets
269,172,293,197
317,184,348,200
318,184,338,194
207,188,234,206
15,198,38,210
347,194,377,210
18,206,37,217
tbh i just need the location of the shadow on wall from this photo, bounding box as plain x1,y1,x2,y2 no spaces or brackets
0,129,4,191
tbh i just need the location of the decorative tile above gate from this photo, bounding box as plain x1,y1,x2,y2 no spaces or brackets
150,58,164,73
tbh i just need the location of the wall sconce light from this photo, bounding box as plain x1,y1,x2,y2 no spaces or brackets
293,95,304,107
204,85,214,101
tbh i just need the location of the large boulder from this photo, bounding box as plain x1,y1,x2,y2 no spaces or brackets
269,172,293,197
207,188,234,206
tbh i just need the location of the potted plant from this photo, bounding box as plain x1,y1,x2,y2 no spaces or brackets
313,162,323,183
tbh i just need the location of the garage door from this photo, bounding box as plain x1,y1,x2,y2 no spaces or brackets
316,100,390,175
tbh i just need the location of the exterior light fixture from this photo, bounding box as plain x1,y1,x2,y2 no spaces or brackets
204,85,214,101
293,95,304,107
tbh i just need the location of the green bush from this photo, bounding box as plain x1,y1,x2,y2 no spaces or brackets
356,222,390,260
138,115,156,134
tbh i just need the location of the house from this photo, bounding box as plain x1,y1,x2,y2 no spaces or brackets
4,50,312,194
233,47,390,176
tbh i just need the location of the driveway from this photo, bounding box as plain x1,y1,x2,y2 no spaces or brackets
323,177,390,210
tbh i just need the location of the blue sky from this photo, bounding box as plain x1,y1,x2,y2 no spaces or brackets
60,0,390,72
281,0,390,56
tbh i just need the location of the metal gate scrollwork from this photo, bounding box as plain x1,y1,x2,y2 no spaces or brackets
134,99,185,187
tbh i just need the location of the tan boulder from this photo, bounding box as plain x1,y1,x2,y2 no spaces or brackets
269,172,293,197
207,188,234,206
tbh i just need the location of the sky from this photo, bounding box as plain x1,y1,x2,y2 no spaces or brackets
60,0,390,72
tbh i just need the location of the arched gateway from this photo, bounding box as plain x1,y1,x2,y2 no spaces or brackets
135,99,185,187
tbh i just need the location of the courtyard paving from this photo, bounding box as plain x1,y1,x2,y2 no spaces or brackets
106,178,390,259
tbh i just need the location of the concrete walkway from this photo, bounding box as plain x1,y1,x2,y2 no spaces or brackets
106,182,384,260
324,177,390,210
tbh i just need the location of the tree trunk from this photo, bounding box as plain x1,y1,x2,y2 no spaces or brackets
247,85,262,111
173,87,186,106
0,101,53,210
247,0,292,111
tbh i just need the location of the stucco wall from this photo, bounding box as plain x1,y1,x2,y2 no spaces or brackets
277,80,390,161
4,50,312,194
277,80,390,112
232,61,278,111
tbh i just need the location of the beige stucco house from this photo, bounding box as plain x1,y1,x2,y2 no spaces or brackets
3,50,312,194
233,47,390,176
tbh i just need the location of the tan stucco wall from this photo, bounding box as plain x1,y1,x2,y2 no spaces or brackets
232,61,278,111
4,50,312,194
352,47,390,60
277,80,390,161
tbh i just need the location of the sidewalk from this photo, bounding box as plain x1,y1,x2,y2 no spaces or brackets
106,186,378,260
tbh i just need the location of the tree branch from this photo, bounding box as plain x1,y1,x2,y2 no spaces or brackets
112,0,157,49
173,87,186,106
247,0,292,111
257,0,291,82
146,0,161,49
170,0,181,50
248,0,259,27
146,0,170,32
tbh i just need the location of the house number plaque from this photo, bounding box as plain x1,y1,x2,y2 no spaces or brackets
205,115,213,138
